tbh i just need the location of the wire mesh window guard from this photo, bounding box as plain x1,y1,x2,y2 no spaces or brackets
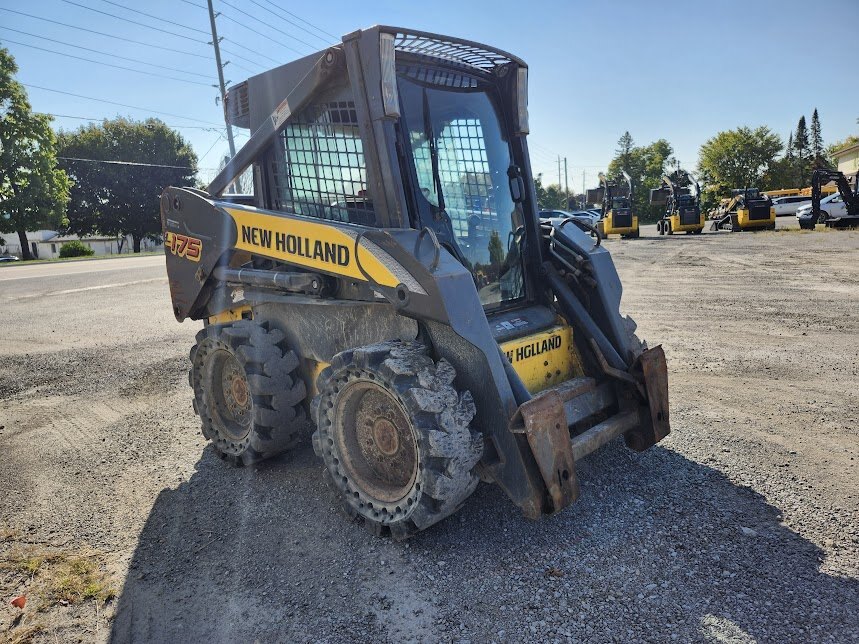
270,101,374,225
410,118,494,241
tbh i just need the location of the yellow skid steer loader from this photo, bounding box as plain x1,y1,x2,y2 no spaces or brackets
161,26,670,538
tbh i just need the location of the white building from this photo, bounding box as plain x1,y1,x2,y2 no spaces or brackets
1,231,162,259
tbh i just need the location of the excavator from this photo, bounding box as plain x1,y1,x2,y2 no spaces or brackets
810,169,859,228
651,169,704,235
709,187,775,232
589,171,638,239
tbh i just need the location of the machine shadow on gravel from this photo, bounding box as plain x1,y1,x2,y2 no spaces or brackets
109,438,858,642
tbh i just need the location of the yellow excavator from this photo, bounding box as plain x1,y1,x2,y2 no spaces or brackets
590,171,638,239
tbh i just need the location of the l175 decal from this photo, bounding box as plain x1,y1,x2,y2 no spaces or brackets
165,231,202,262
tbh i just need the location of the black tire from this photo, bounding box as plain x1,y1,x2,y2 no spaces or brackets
190,320,306,466
311,341,482,539
693,228,703,234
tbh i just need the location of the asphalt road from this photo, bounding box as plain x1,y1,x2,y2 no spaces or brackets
0,255,172,356
1,233,857,643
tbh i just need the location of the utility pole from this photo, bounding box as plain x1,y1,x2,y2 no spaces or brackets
557,156,562,190
207,0,238,191
564,157,569,202
582,171,586,208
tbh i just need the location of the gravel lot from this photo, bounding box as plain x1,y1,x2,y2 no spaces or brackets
1,228,857,643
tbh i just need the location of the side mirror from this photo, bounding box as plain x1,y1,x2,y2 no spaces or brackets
508,165,525,203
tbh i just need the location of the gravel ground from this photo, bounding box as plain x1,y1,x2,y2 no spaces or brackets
1,229,857,643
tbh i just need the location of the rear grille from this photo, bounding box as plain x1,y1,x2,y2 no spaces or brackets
679,208,699,226
748,204,770,220
613,210,632,228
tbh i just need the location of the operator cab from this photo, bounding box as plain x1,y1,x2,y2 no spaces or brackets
397,65,526,308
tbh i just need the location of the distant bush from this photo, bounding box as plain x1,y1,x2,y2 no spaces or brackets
59,240,95,258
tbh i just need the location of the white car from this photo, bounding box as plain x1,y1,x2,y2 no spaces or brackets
539,209,601,228
770,195,811,217
796,193,848,229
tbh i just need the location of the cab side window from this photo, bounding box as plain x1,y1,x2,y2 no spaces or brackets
267,100,375,226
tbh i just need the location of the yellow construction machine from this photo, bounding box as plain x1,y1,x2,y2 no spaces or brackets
590,171,638,239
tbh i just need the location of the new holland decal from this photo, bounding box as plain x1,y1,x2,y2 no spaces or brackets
225,207,400,287
500,325,583,394
504,333,563,363
240,226,350,267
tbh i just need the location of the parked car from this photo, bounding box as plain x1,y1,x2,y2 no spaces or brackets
770,195,811,217
796,193,847,229
539,209,601,228
0,254,20,262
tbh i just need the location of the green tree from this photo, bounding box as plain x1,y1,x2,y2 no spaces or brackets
487,229,504,266
828,135,859,161
697,126,782,197
793,116,810,185
57,117,197,252
607,138,674,222
808,108,833,170
0,47,71,260
534,175,566,210
615,131,634,171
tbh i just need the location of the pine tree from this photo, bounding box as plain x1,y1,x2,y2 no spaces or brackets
794,116,810,185
785,132,795,186
810,108,824,167
616,131,634,171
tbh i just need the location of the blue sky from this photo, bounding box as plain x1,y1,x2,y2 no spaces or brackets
2,0,857,190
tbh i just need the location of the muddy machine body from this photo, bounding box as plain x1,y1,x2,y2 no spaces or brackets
161,26,670,537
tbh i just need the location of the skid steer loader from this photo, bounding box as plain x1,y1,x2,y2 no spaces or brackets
710,188,775,232
161,26,670,538
589,172,639,239
652,169,704,235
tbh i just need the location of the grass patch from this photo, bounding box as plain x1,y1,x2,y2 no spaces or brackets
45,556,114,605
1,546,115,610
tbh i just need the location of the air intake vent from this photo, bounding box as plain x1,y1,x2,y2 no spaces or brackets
225,81,250,130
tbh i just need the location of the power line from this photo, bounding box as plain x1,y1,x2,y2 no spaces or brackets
1,37,214,87
58,156,208,170
178,0,207,9
246,0,332,45
220,57,261,76
198,131,227,163
38,113,222,131
0,8,212,60
23,84,223,126
221,43,280,68
0,26,213,80
219,0,314,52
257,0,337,40
215,11,303,58
95,0,211,36
60,0,210,44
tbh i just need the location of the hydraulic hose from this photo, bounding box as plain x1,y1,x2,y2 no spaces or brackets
543,262,628,372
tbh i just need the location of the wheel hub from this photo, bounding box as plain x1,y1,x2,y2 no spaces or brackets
371,418,400,456
335,381,418,504
229,373,249,408
208,351,252,443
